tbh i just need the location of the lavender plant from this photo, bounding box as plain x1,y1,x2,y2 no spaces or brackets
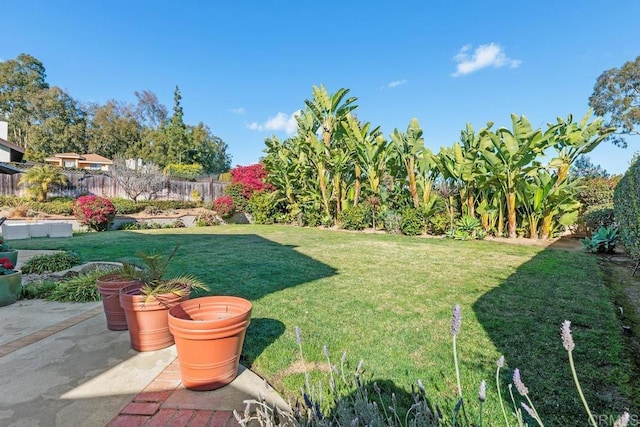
234,307,632,426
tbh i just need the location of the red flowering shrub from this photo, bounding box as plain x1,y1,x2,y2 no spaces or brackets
212,195,235,219
73,195,116,231
230,163,273,198
0,257,15,275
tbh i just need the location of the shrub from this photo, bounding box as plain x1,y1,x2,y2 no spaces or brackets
338,204,371,230
111,198,146,215
450,215,484,240
46,270,105,302
582,204,615,231
400,208,424,236
428,211,451,235
30,198,74,215
224,183,248,212
230,163,271,198
21,281,57,299
146,200,197,210
20,252,82,274
212,195,235,219
613,158,640,259
577,176,621,209
247,192,277,224
194,210,221,227
302,209,322,227
73,195,116,231
163,163,204,180
382,209,402,234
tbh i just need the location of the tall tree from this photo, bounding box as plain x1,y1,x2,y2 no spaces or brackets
162,85,188,165
0,53,49,148
187,123,231,174
390,118,425,208
589,55,640,147
84,100,141,159
570,155,609,180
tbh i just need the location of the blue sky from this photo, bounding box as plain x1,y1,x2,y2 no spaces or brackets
2,0,638,174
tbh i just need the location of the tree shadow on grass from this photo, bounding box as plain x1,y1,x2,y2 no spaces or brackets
472,239,635,425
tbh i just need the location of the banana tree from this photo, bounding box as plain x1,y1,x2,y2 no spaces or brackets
480,115,559,238
549,110,615,186
416,148,439,206
390,118,425,208
342,114,385,206
303,85,358,217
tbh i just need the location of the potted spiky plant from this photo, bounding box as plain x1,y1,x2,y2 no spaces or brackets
119,246,208,352
96,262,143,331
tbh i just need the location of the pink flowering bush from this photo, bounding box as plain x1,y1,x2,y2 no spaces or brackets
230,163,273,198
212,195,235,219
72,195,116,231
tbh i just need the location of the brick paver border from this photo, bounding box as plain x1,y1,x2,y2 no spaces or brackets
0,306,103,357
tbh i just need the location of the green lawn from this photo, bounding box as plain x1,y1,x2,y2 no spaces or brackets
12,225,635,425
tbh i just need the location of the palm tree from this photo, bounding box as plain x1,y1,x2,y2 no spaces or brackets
18,165,68,202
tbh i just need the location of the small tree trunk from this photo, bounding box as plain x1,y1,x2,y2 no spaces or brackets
507,191,517,238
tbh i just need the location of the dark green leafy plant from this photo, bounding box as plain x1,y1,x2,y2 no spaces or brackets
20,252,82,274
400,207,424,236
581,226,619,253
582,204,615,231
614,157,640,260
450,215,484,240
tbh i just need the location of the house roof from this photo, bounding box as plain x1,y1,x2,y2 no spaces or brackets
80,153,113,164
0,138,25,154
45,153,113,164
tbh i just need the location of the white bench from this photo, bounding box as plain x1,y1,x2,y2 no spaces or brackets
1,222,73,240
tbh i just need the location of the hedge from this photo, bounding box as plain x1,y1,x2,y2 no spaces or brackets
613,157,640,259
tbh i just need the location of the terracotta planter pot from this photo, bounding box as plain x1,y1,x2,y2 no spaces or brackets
168,296,252,391
119,283,190,352
0,271,22,307
96,274,142,331
0,250,18,267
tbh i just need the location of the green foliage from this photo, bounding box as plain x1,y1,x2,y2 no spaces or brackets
450,215,485,240
581,226,619,254
163,163,204,180
194,210,221,227
21,281,57,299
400,207,425,236
110,197,146,214
20,251,82,274
301,210,322,227
117,220,185,230
589,55,640,147
247,192,278,225
30,198,74,215
46,270,105,302
582,204,615,231
576,176,620,209
224,182,248,212
613,157,640,259
18,165,69,202
382,209,402,234
338,204,372,230
147,199,197,210
428,211,451,235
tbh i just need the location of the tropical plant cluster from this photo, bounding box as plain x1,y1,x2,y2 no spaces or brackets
72,195,116,231
19,251,82,274
259,86,614,239
613,156,640,260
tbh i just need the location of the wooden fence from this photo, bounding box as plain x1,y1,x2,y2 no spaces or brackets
0,171,227,202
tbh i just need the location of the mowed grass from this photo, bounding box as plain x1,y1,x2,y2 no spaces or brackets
12,225,634,424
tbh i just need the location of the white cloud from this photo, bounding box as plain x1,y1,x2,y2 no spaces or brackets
452,43,521,77
388,79,407,89
230,107,245,115
247,111,299,135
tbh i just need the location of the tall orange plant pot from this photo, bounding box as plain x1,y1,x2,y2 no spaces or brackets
119,283,190,352
96,274,141,331
168,296,252,391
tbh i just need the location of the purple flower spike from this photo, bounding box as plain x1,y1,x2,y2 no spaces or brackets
295,326,302,345
513,368,529,396
521,402,536,419
497,355,505,368
614,412,630,427
478,380,486,402
451,305,462,336
561,320,575,351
